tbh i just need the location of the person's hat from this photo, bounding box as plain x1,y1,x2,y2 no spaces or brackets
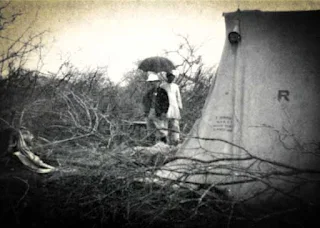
146,72,160,81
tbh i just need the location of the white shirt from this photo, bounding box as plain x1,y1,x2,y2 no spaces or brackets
161,82,183,119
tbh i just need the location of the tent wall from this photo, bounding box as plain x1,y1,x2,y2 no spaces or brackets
231,10,320,202
157,10,320,204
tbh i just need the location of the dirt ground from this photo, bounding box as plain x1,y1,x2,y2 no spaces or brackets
1,153,320,228
0,152,233,228
0,157,119,228
0,151,189,228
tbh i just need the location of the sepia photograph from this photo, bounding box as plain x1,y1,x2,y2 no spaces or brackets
1,0,320,227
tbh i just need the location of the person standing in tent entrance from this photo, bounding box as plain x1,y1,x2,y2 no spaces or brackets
160,70,183,145
142,72,169,144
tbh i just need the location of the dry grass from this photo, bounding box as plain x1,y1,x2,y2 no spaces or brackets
0,140,238,228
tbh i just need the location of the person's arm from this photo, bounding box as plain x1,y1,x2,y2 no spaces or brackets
157,88,169,116
176,84,183,110
142,92,150,117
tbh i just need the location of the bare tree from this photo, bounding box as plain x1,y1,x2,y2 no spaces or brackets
0,1,47,126
0,2,46,78
163,35,218,133
164,34,217,91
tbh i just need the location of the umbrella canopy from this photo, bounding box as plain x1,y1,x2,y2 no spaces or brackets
138,56,175,73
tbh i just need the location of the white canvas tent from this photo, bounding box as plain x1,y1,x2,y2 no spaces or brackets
156,10,320,204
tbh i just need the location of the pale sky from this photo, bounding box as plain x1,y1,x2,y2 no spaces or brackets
3,0,320,83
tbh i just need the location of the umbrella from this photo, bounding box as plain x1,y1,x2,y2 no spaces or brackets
138,56,175,73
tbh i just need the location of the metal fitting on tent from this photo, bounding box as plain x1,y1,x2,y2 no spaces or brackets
228,20,241,44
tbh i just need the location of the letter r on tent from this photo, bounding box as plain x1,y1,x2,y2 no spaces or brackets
278,90,290,101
